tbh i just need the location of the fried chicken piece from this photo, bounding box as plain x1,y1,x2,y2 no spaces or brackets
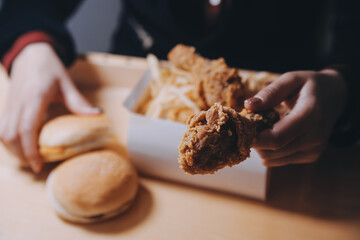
168,44,245,111
202,63,244,111
178,103,279,175
167,44,205,72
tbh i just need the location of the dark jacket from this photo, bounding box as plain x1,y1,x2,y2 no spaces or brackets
1,0,359,72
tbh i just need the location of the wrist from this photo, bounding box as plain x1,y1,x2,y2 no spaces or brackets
11,42,58,79
13,42,54,64
322,65,360,146
319,68,348,117
1,31,55,73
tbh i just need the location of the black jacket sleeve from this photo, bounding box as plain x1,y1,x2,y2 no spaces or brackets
0,0,83,66
326,0,360,145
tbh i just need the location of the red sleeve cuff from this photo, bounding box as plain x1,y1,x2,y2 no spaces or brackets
1,31,55,72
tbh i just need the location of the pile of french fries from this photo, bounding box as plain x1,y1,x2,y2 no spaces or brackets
137,54,282,123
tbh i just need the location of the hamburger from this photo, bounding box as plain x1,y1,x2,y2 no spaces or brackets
39,115,117,162
46,150,139,223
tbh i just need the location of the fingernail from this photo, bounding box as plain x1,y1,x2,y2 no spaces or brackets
244,97,262,108
84,107,102,114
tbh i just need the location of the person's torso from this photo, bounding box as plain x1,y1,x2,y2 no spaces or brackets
113,0,329,72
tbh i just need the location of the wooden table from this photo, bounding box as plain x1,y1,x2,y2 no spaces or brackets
0,54,359,240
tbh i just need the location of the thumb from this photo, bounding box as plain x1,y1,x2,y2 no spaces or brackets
244,72,304,111
60,77,101,115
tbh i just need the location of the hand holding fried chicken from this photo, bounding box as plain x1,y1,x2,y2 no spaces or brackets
245,70,347,167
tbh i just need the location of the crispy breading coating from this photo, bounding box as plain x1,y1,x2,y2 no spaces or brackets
178,103,279,174
168,44,245,111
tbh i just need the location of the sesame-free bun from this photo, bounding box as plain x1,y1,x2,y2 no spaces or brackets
46,150,139,224
39,115,117,162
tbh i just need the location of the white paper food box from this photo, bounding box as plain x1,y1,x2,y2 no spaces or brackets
124,71,268,200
